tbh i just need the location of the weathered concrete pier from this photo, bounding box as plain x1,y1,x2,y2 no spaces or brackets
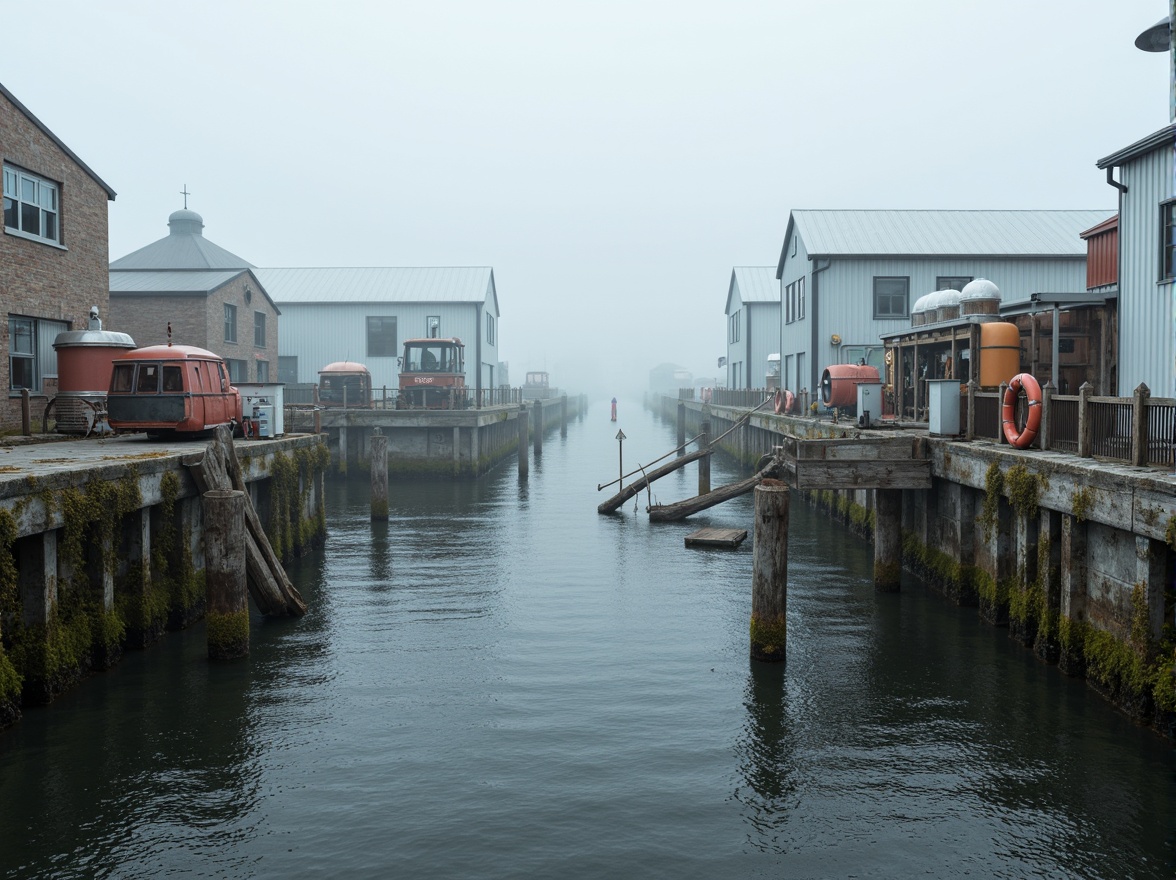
652,393,1176,737
0,431,328,728
309,394,586,478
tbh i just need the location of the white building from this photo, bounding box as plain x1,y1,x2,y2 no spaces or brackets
254,267,500,395
775,210,1108,396
723,267,781,389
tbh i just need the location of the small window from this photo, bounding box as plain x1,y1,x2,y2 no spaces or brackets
367,316,397,357
936,276,973,292
226,359,247,384
278,356,298,384
1162,200,1176,282
3,165,60,245
427,316,440,338
224,303,238,343
8,317,35,390
136,364,160,393
162,365,183,392
798,275,805,320
873,277,910,319
257,360,269,383
110,364,134,393
486,313,495,345
254,311,266,347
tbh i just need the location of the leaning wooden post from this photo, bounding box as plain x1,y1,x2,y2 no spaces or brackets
965,379,977,441
1131,383,1151,467
873,489,902,592
533,400,543,455
1077,381,1093,458
1039,380,1054,451
561,394,568,437
203,489,248,660
699,416,711,495
676,401,686,456
751,480,789,662
370,429,388,520
518,405,529,480
20,388,31,436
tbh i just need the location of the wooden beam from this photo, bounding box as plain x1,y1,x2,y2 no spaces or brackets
597,447,710,514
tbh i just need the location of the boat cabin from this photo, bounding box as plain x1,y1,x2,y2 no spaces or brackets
318,361,372,408
107,345,242,437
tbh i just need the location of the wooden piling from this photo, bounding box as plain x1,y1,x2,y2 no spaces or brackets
20,388,30,436
873,489,902,591
561,394,568,437
371,430,389,520
699,418,711,495
518,405,529,479
203,489,249,660
676,401,686,455
533,400,543,455
750,480,789,662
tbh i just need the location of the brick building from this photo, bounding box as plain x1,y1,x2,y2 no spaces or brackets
2,81,116,431
109,210,280,383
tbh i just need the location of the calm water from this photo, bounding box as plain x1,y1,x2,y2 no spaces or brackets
1,399,1174,879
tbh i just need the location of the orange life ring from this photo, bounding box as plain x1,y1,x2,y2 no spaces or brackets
773,390,795,415
773,390,784,414
1001,373,1042,449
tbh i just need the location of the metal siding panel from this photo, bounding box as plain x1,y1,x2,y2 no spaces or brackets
1118,148,1172,396
749,302,780,387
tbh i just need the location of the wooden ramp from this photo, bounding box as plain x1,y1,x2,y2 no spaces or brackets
685,527,747,549
597,447,709,514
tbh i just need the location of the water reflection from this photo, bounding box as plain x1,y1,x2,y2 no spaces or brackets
734,661,798,854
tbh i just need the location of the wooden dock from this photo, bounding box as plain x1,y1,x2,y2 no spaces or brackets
684,527,747,548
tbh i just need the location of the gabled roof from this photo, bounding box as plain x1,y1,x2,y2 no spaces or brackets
776,209,1108,276
724,267,778,314
109,210,254,270
1097,123,1176,169
0,81,116,200
108,267,280,314
255,267,500,315
109,269,248,294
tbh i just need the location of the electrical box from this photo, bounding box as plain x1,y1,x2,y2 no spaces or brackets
253,405,274,438
237,382,285,437
856,381,882,428
927,379,961,436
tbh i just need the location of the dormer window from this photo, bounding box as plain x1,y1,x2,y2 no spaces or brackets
3,166,60,245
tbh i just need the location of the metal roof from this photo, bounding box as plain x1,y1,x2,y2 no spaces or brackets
0,81,116,200
109,269,246,294
724,267,778,315
255,267,498,310
1096,123,1176,169
780,210,1108,269
109,210,254,270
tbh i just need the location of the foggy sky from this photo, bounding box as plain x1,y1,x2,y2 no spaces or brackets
4,0,1168,397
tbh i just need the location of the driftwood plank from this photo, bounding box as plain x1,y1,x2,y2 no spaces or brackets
648,471,766,522
793,459,931,489
597,447,710,514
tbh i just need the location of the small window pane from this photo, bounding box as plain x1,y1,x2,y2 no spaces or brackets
43,212,56,241
111,364,134,392
21,202,38,233
162,365,183,392
136,364,160,392
40,184,56,210
20,176,35,202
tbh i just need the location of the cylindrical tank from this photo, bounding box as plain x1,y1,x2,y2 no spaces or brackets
960,278,1001,316
820,363,882,408
52,325,136,433
979,322,1021,388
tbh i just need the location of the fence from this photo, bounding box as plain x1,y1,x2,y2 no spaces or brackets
281,384,526,411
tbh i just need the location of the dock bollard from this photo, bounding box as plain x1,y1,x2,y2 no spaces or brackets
203,489,248,660
518,405,529,480
751,480,789,663
371,430,388,520
533,400,543,455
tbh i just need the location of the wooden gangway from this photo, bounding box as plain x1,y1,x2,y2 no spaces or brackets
646,433,931,522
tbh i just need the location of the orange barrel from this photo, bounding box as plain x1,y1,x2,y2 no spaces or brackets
52,327,136,433
979,322,1020,388
820,364,881,408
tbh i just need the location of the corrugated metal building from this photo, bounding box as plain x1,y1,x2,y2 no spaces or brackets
723,267,780,389
1097,123,1175,397
255,267,500,395
775,210,1108,396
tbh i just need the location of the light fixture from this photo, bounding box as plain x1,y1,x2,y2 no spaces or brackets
1135,16,1170,52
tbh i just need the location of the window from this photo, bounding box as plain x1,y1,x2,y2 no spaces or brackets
226,359,247,383
798,276,805,320
278,356,298,384
254,311,266,347
1162,200,1176,282
873,277,909,318
8,315,66,393
224,303,237,343
785,278,806,324
936,276,973,292
486,313,495,345
3,166,60,245
257,360,269,383
367,316,397,357
728,310,740,343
